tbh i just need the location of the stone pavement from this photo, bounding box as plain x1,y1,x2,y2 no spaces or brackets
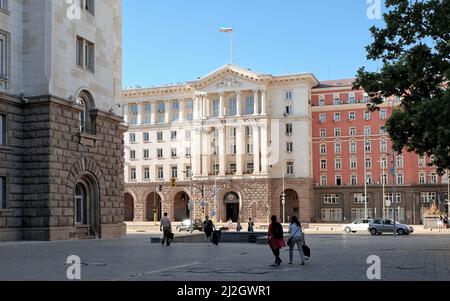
0,234,449,281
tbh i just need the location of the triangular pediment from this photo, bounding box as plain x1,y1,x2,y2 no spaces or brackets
188,65,266,93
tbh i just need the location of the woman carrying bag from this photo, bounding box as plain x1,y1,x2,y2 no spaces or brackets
287,216,306,265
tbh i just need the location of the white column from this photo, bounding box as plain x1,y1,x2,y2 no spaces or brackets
218,126,226,176
193,130,202,176
219,93,225,118
179,99,185,122
137,103,142,125
236,126,244,176
165,100,171,123
261,90,267,116
205,96,210,119
194,96,200,120
236,91,242,117
254,90,260,116
123,104,128,124
202,129,210,176
253,125,260,173
260,124,269,174
152,101,158,125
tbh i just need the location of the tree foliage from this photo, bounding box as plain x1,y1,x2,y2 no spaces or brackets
354,0,450,174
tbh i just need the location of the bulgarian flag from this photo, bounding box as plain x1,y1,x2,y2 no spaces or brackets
220,27,233,33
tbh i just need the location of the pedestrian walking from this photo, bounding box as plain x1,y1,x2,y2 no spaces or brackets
160,212,173,246
236,218,242,232
443,214,449,231
203,216,215,244
248,217,255,232
287,216,306,265
268,215,286,266
437,215,444,232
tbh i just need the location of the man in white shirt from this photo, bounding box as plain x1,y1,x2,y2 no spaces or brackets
160,212,172,246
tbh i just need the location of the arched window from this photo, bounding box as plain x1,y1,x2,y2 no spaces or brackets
76,90,96,134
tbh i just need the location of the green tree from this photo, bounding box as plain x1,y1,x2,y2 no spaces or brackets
354,0,450,174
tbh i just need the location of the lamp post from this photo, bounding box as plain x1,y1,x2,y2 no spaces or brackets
364,130,368,219
377,158,386,219
281,113,288,224
391,150,397,237
447,169,450,217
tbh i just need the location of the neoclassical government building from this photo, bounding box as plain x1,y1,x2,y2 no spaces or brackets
121,65,318,223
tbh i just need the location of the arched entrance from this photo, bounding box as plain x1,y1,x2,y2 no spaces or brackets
74,173,100,237
146,192,162,222
224,192,240,222
124,193,135,222
174,191,190,221
280,189,299,223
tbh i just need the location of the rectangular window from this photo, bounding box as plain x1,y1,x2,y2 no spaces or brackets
364,111,371,120
172,166,178,179
335,158,342,170
320,129,326,137
286,123,293,135
0,114,5,146
320,159,327,170
420,192,436,203
285,105,293,115
76,36,95,72
286,142,293,152
350,141,357,154
380,139,387,153
397,173,404,185
354,193,370,204
419,172,426,184
245,126,252,138
380,109,387,120
186,100,193,121
365,157,372,169
365,140,371,152
245,96,254,115
384,193,401,205
333,112,341,122
143,167,150,180
246,163,254,174
380,125,387,134
334,128,341,137
228,98,237,116
364,126,371,135
324,194,340,204
348,93,356,104
381,173,388,185
419,156,425,167
185,165,192,177
143,149,150,160
380,156,388,168
171,148,177,158
334,143,341,154
0,32,8,89
351,208,374,221
0,0,8,10
286,162,294,175
0,176,6,209
130,150,136,160
185,130,191,141
157,149,163,159
143,132,149,142
430,173,438,184
321,209,342,222
82,0,95,15
320,144,327,155
348,112,356,121
212,164,220,175
130,168,136,181
285,91,293,100
349,127,357,136
157,167,164,179
171,101,180,122
366,174,373,185
335,175,342,186
157,131,163,142
319,95,325,106
185,147,191,157
246,144,253,154
320,175,327,186
229,163,237,174
143,103,152,124
351,175,357,185
319,113,326,123
171,131,177,141
350,157,357,169
333,94,340,105
212,99,220,117
229,144,236,155
397,155,404,168
129,104,138,125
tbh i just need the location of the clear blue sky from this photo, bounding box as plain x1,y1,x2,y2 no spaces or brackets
123,0,385,88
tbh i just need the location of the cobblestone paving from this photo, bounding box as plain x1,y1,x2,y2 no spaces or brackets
0,234,449,281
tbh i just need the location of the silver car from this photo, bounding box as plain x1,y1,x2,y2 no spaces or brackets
342,219,373,233
368,219,414,235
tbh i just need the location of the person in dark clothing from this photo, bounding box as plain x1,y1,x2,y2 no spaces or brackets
248,217,255,232
268,215,286,266
203,216,215,243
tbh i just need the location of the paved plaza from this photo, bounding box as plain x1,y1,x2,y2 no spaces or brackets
0,233,449,281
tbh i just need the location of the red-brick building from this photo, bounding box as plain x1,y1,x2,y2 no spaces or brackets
311,79,448,224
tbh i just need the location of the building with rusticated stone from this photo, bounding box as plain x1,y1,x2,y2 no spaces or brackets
121,65,318,224
0,0,126,241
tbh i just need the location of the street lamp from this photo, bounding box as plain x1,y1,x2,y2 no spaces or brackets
281,113,288,224
447,169,450,217
363,130,368,219
377,158,387,219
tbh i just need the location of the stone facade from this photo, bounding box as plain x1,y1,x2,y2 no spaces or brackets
0,94,126,241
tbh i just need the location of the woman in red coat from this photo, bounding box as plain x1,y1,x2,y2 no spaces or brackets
268,215,286,266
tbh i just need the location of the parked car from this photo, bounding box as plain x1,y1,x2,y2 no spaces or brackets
176,219,204,233
368,219,414,235
342,218,373,233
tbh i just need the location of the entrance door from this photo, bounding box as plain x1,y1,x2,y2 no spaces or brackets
226,203,239,222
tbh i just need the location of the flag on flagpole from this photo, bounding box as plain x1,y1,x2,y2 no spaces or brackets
220,27,233,33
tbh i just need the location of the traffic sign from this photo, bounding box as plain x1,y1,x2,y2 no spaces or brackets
201,200,205,207
390,167,395,175
211,210,216,217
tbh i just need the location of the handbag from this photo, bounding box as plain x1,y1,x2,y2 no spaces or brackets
287,226,300,246
302,242,311,259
